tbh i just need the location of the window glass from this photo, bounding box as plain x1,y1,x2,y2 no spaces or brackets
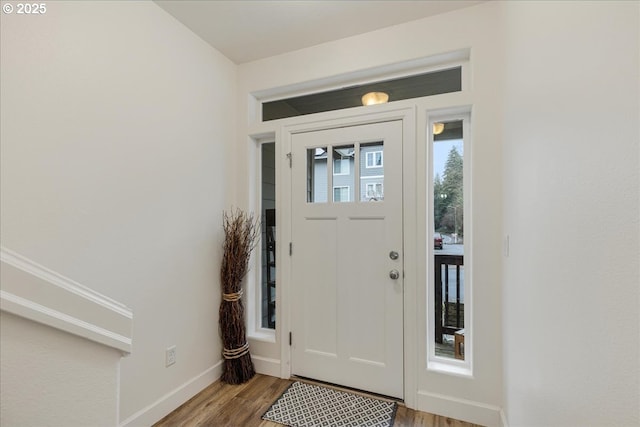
432,120,465,360
365,183,383,200
261,143,276,329
333,186,350,202
332,146,355,202
307,147,328,203
263,67,462,121
334,158,350,175
366,151,383,168
360,142,384,201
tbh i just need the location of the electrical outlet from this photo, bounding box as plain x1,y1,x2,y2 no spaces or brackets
166,346,176,367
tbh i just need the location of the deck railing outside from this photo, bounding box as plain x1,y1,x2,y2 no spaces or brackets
434,254,464,344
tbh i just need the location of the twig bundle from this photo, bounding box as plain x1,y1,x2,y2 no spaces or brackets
219,208,260,384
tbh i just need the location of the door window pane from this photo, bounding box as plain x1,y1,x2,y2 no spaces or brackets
334,158,350,175
333,186,350,202
360,142,384,201
332,146,355,202
366,151,383,168
365,183,383,200
307,147,327,203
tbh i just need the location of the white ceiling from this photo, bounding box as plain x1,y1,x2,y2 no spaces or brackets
154,1,485,64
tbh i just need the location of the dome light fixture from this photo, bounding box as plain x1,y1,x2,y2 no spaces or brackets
433,122,445,135
361,92,389,106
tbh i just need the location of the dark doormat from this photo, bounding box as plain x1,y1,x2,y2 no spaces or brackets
262,381,397,427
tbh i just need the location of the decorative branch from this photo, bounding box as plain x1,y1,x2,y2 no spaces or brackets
219,208,260,384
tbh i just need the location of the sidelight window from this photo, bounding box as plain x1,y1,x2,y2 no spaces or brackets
428,116,471,373
261,142,276,329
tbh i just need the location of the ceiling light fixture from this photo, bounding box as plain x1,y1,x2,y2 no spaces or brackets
361,92,389,106
433,123,445,135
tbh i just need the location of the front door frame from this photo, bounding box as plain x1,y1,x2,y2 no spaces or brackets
278,105,417,407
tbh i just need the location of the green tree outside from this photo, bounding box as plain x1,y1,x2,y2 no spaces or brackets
434,146,463,238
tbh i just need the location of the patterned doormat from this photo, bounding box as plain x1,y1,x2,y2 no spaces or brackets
262,381,398,427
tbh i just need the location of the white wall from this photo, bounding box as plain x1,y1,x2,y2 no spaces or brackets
3,1,637,426
237,2,505,424
502,2,640,426
1,312,121,426
1,1,236,424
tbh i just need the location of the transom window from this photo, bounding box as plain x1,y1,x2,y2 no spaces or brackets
262,67,462,121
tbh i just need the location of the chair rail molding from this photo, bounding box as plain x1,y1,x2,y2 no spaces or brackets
0,247,133,354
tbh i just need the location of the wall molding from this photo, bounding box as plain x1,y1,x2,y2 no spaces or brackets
417,390,503,427
0,247,133,354
120,361,223,427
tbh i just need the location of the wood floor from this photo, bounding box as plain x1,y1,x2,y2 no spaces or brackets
153,374,483,427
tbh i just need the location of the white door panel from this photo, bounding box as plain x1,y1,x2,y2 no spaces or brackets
291,120,403,399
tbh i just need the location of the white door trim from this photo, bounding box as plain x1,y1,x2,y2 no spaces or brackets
278,106,417,407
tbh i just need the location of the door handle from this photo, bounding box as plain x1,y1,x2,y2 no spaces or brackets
389,251,399,260
389,269,400,280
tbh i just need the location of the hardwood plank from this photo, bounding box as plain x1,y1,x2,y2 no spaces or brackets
153,374,483,427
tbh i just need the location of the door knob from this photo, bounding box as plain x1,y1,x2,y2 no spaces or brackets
389,251,399,260
389,269,400,280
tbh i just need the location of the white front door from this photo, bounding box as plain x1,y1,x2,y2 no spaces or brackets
290,120,404,399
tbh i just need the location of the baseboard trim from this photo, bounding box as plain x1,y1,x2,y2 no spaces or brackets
119,360,223,427
417,390,502,427
500,408,509,427
252,355,281,377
